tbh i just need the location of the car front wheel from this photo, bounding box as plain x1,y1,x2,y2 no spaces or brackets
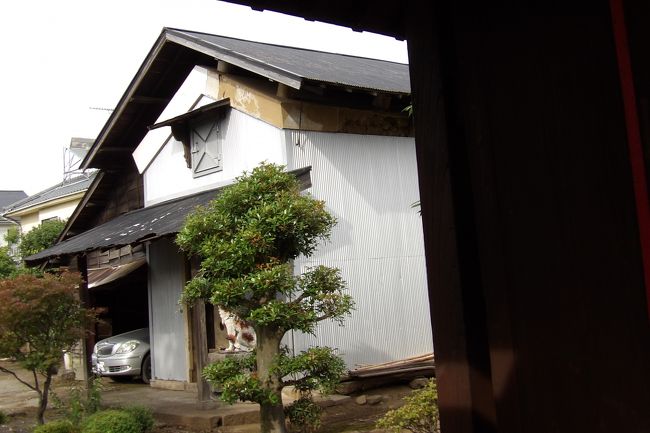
141,354,151,384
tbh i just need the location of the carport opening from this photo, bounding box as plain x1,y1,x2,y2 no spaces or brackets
90,261,149,340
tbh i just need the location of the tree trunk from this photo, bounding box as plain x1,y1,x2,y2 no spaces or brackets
256,327,286,433
36,370,53,425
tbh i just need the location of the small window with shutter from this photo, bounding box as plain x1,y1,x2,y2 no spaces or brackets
190,117,223,178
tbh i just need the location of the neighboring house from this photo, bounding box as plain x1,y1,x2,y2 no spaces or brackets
3,173,97,233
27,28,432,390
0,190,27,250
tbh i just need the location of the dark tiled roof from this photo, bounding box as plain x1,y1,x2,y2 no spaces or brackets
0,190,27,211
25,187,220,264
168,28,410,94
3,173,97,215
25,167,311,264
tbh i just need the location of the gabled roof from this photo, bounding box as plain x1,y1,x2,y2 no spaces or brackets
3,173,97,216
166,29,410,94
81,27,411,171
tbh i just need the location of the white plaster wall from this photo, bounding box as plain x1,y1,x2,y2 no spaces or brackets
144,108,286,205
18,213,40,234
0,224,12,247
38,200,79,223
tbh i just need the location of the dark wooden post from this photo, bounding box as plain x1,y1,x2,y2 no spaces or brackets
191,300,214,408
76,255,94,386
406,2,497,432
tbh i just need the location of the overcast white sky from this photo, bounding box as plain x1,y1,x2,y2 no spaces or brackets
0,0,408,196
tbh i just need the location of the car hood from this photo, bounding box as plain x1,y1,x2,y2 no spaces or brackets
99,328,149,345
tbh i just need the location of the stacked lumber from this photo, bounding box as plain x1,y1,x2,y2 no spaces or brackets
347,353,435,379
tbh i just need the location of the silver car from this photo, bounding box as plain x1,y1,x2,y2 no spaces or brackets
92,328,151,384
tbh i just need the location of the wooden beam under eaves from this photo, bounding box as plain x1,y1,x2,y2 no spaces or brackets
129,96,171,104
97,147,133,153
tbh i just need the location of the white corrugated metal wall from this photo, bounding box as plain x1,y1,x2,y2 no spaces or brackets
285,130,433,368
145,102,432,372
148,239,188,381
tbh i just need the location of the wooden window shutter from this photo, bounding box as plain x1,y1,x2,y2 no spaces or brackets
191,118,222,177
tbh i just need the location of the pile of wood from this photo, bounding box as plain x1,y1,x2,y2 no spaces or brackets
347,353,435,379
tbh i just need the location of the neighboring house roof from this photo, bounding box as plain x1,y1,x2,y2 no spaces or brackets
0,190,27,225
0,216,16,225
3,173,97,216
0,190,28,210
26,167,311,264
81,27,411,171
167,28,410,94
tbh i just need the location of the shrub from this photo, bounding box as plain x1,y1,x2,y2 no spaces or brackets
0,410,7,425
53,376,103,426
285,397,322,433
32,420,78,433
122,406,154,433
376,378,439,433
19,218,66,259
81,410,140,433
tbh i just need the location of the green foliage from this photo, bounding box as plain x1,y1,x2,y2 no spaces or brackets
19,218,66,259
177,162,353,332
202,353,277,404
81,410,140,433
0,271,90,373
376,379,440,433
33,420,78,433
274,347,346,394
0,271,93,424
0,247,17,279
122,406,154,433
285,397,322,433
279,347,345,432
53,376,103,427
4,226,20,246
177,163,353,433
410,200,422,216
0,410,7,425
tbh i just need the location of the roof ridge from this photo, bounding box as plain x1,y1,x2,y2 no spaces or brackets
165,27,409,66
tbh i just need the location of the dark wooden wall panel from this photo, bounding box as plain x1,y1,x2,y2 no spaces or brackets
446,6,650,433
92,167,143,227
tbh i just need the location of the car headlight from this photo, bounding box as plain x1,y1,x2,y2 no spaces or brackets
114,340,140,354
